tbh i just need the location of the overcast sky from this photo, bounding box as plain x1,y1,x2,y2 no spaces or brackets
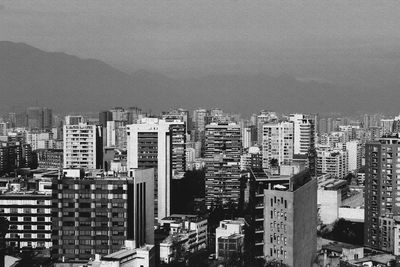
1,0,400,83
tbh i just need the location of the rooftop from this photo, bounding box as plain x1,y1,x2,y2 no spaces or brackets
318,177,348,190
101,244,153,261
161,214,206,223
346,253,396,264
322,241,362,253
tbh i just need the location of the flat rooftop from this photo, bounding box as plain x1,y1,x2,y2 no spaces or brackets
161,214,206,223
347,253,395,264
101,244,154,261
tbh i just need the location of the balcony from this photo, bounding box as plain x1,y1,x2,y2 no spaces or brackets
255,203,264,209
255,240,264,246
255,228,264,234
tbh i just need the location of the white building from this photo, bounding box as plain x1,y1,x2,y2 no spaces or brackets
345,140,361,172
381,119,394,134
160,214,207,248
91,241,155,267
0,122,7,136
0,180,52,249
240,146,262,170
316,147,348,179
215,219,245,258
127,120,171,222
63,117,102,169
257,111,278,145
289,114,314,155
262,121,294,169
242,127,252,149
159,214,207,263
26,131,55,150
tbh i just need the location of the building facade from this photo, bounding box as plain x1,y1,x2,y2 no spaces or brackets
63,118,103,169
289,114,315,156
364,136,400,252
0,186,52,249
127,120,172,221
263,171,317,266
204,123,242,208
262,121,294,169
51,168,154,261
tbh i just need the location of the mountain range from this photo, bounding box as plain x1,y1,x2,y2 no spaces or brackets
1,41,399,116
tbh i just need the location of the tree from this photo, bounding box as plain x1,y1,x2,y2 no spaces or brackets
269,158,279,168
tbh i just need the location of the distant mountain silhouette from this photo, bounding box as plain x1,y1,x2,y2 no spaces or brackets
1,41,398,115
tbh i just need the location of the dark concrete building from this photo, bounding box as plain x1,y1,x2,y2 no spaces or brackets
36,149,63,169
263,170,317,266
242,168,317,266
364,136,400,252
204,122,242,208
0,142,33,175
51,168,154,261
0,192,52,249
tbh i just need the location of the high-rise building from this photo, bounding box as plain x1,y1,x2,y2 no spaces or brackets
0,178,52,249
319,118,327,135
192,109,209,156
162,108,191,135
381,119,394,135
289,114,315,156
262,121,294,169
110,107,127,122
36,149,63,169
257,111,278,145
52,168,154,261
0,142,33,175
64,115,84,126
345,140,362,172
240,146,262,171
262,170,317,266
126,107,142,124
63,117,103,169
364,136,400,252
106,120,127,149
27,107,43,130
204,123,242,208
99,110,113,128
25,107,52,130
127,119,172,221
316,147,348,178
8,112,16,128
0,123,7,136
242,127,252,149
43,108,53,130
26,131,55,150
165,120,186,179
15,112,27,128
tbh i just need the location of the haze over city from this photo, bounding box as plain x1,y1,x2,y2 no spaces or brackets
1,0,400,115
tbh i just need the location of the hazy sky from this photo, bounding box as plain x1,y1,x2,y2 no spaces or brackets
1,0,400,83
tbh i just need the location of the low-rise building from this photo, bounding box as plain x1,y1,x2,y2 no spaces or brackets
159,214,207,263
217,233,244,261
90,241,155,267
215,219,245,259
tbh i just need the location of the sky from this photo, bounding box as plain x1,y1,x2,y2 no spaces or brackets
1,0,400,83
